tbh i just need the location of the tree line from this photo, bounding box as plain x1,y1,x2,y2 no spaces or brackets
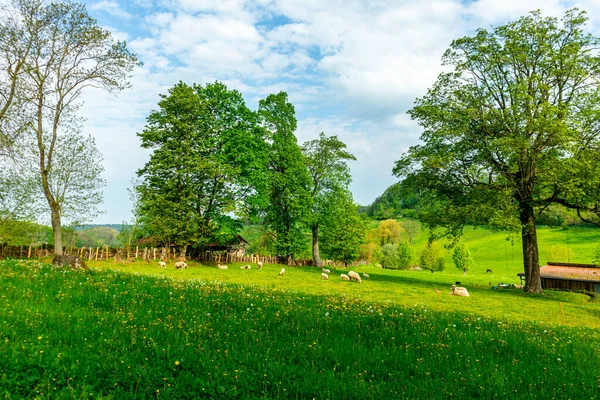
132,83,364,266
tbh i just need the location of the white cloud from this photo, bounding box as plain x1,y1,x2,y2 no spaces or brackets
76,0,600,221
90,0,133,20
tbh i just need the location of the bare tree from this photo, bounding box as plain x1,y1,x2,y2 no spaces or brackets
3,0,138,255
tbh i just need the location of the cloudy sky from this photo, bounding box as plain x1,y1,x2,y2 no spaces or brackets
76,0,600,224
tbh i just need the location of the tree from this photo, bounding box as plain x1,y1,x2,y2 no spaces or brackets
3,0,138,255
137,82,267,254
378,244,399,269
420,242,445,273
302,133,356,266
376,219,403,246
0,0,31,157
259,92,311,263
401,219,421,246
397,241,414,269
394,10,600,293
452,242,474,276
320,191,366,266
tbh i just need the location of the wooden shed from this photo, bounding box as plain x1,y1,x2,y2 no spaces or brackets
202,235,249,260
518,262,600,293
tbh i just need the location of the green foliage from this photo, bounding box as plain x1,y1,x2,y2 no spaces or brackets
452,242,475,275
397,241,414,270
259,92,311,261
137,82,267,248
420,242,445,273
394,10,600,292
302,132,355,265
320,191,366,266
379,243,399,269
2,259,600,398
76,227,119,248
376,219,403,246
363,181,423,219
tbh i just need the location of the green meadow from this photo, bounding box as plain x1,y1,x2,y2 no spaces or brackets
2,229,600,399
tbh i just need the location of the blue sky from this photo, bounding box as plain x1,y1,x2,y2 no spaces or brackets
74,0,600,224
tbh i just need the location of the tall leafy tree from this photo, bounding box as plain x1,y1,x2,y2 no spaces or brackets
302,133,356,266
320,190,366,266
2,0,138,255
259,92,311,263
137,82,267,254
395,10,600,293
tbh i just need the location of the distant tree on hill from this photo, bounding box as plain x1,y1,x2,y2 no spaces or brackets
452,242,474,276
376,219,403,246
378,244,399,269
420,242,445,273
397,241,414,270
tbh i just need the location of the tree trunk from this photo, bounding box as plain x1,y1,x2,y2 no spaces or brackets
180,244,188,259
312,224,322,267
51,206,63,256
519,200,542,293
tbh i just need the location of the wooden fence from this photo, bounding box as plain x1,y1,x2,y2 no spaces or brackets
0,244,368,268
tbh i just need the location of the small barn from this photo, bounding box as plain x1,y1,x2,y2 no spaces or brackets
518,262,600,293
202,235,249,260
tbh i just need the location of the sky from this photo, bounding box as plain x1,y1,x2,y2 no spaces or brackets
74,0,600,224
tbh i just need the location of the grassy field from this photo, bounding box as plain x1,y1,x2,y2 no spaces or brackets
2,256,600,398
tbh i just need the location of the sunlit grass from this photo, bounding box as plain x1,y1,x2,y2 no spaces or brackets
1,259,599,398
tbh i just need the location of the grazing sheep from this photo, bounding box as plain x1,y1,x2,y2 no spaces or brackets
348,271,362,283
158,261,166,269
240,264,252,269
513,284,524,290
434,288,441,293
174,261,188,270
279,268,285,276
486,269,493,274
217,264,228,270
322,268,331,274
340,274,350,281
321,272,329,280
362,273,369,278
257,261,263,269
450,284,469,297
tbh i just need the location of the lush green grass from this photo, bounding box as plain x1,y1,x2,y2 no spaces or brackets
2,259,600,398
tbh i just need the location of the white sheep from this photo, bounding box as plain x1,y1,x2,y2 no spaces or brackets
279,268,285,276
241,264,251,269
257,261,263,269
217,264,228,270
340,274,350,281
362,273,369,278
322,268,331,273
450,284,469,297
321,272,329,280
348,271,362,283
158,261,166,269
174,261,188,270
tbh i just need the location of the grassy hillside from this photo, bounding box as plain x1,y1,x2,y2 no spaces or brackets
1,259,599,398
382,220,600,275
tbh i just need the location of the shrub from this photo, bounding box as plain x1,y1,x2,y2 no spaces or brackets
420,242,445,273
396,241,414,269
379,243,400,269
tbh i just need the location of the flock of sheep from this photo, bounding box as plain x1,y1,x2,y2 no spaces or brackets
158,259,472,297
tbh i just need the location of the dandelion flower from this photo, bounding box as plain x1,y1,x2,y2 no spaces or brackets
175,361,180,365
